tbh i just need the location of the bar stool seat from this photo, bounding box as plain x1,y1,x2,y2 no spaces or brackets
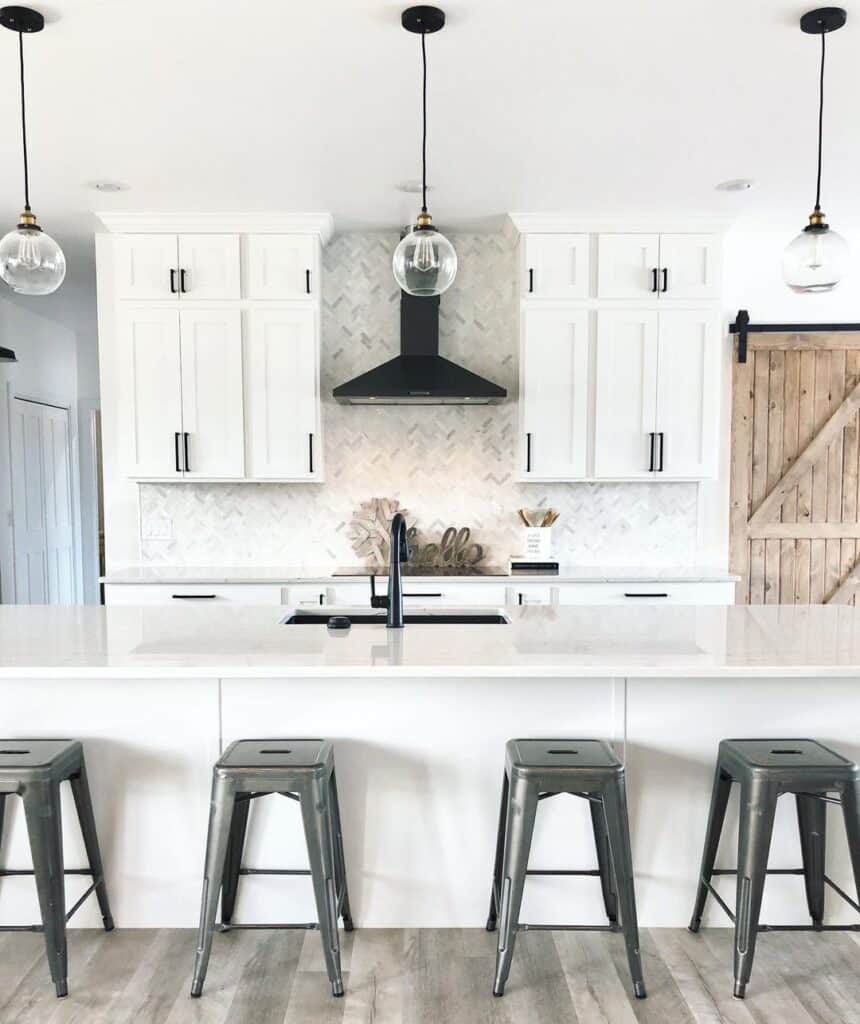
191,739,352,1000
689,737,860,999
487,738,646,999
0,739,114,997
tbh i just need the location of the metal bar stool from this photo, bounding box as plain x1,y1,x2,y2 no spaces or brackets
0,739,114,997
191,739,353,999
689,738,860,999
487,738,646,999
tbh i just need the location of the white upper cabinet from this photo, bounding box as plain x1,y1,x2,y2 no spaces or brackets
118,307,183,477
657,234,720,299
177,235,241,299
521,309,589,478
245,308,320,479
246,234,317,299
179,309,245,478
655,310,720,477
597,234,660,299
594,310,659,478
522,234,590,299
115,235,179,300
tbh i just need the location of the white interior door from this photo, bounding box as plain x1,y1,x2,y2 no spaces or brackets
177,234,241,299
597,234,660,299
179,309,245,478
10,398,76,604
521,309,589,478
245,235,316,299
245,308,318,478
115,234,179,299
118,307,183,478
656,310,720,478
657,233,720,299
594,310,659,478
522,234,590,298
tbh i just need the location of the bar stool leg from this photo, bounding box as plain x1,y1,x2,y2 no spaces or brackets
601,780,646,998
589,798,618,925
191,773,237,998
840,779,860,907
23,781,68,998
689,765,732,932
492,774,537,997
220,794,251,926
69,757,114,931
301,776,345,997
796,793,826,928
486,772,509,932
328,771,353,931
733,780,778,999
0,792,6,851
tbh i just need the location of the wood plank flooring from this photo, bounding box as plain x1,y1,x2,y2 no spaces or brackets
0,928,859,1024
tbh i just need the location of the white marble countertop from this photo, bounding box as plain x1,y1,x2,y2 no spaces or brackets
1,604,858,679
101,564,739,584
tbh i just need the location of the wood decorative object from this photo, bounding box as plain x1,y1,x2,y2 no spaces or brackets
730,331,860,605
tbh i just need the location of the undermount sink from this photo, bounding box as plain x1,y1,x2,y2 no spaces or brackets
282,610,510,626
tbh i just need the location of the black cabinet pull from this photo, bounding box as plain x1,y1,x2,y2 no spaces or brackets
648,432,656,472
174,432,182,472
623,592,668,599
172,593,216,600
518,592,524,605
169,269,177,294
308,433,314,473
657,432,665,472
526,432,532,472
661,267,668,293
305,269,311,294
180,268,188,293
183,432,191,473
404,592,443,598
528,268,534,293
650,268,658,293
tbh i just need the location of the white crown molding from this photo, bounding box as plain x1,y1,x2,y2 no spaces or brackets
94,211,336,244
506,212,734,237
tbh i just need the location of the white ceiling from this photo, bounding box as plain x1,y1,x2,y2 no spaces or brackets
0,0,855,278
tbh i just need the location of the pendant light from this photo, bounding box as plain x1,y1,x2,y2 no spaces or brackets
0,6,65,296
392,6,457,297
782,7,848,293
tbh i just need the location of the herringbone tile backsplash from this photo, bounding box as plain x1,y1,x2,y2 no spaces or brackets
139,233,698,568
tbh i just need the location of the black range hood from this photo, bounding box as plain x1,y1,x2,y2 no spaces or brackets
333,291,506,405
0,346,16,362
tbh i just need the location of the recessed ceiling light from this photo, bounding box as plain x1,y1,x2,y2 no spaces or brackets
716,178,755,192
89,181,127,193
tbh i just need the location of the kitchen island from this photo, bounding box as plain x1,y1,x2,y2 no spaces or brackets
1,603,858,934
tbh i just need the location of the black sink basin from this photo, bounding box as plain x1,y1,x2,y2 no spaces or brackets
283,612,509,625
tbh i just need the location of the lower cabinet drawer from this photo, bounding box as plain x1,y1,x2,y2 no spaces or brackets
556,581,736,605
104,583,285,605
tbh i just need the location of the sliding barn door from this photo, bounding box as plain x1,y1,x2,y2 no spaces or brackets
730,332,860,604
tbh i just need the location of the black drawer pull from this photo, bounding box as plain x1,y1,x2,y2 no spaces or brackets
306,268,311,294
526,432,532,472
404,592,443,598
180,268,188,293
661,267,668,293
657,431,665,472
648,432,656,472
172,594,216,600
169,268,177,294
174,432,182,473
623,592,668,599
528,268,534,293
309,433,314,473
183,432,191,473
650,268,658,293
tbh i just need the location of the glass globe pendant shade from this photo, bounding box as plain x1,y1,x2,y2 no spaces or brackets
0,213,66,296
392,217,457,297
782,217,849,294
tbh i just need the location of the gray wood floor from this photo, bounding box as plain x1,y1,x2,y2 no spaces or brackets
1,928,859,1024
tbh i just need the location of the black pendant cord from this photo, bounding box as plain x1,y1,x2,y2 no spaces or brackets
814,32,825,212
18,30,30,212
420,29,428,214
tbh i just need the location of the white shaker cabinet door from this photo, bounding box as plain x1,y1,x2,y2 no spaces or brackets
245,308,320,479
521,309,589,478
177,234,241,299
115,234,179,299
245,234,316,299
593,310,659,478
522,234,590,298
657,234,720,299
655,310,721,478
118,307,183,477
179,309,245,478
597,234,660,299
